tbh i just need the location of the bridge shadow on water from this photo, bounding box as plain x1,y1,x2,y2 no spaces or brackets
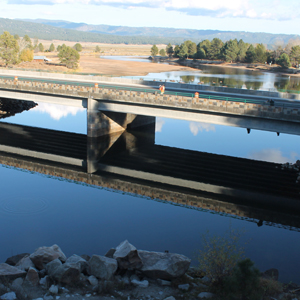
0,120,299,232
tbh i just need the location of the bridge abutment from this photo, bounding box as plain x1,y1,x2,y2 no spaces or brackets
87,98,155,137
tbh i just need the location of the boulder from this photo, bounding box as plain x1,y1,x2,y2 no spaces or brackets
138,250,191,280
15,256,35,271
88,255,117,280
113,240,142,270
0,292,17,300
131,279,149,288
65,255,88,273
88,275,98,286
104,249,116,259
0,263,26,280
178,283,189,291
5,253,30,266
47,262,81,285
29,245,66,270
25,267,39,286
198,292,215,299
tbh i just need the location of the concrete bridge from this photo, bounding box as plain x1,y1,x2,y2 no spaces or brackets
0,121,300,232
0,75,300,137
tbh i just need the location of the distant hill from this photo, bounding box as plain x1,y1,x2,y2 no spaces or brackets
1,17,299,46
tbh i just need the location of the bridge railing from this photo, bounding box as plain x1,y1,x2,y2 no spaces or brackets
0,75,299,109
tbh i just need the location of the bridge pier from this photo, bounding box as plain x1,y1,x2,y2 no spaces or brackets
87,98,155,137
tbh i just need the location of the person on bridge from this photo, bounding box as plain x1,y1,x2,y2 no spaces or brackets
159,84,165,95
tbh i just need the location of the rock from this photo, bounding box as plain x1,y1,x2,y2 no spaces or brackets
0,292,17,300
88,255,118,280
88,275,98,286
46,259,62,277
49,285,59,294
131,279,149,288
15,256,35,271
262,268,279,281
164,297,176,300
65,255,88,273
5,253,30,266
80,255,90,261
49,263,81,285
105,249,116,259
11,277,23,289
157,279,171,286
178,283,189,291
198,292,215,299
0,283,8,295
39,275,50,289
29,245,67,270
0,263,26,280
138,250,191,280
113,240,142,270
25,267,39,286
200,276,211,284
44,295,54,300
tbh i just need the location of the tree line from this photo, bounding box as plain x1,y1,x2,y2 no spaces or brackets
151,39,300,68
0,31,102,69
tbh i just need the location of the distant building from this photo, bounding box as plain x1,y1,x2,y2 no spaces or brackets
33,56,51,62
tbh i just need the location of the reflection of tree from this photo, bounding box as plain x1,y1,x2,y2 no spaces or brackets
274,78,300,92
244,81,263,90
180,75,195,83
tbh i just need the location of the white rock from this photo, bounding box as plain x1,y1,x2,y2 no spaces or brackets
0,292,17,300
88,275,98,286
49,285,59,294
178,283,189,291
131,279,149,288
198,292,215,299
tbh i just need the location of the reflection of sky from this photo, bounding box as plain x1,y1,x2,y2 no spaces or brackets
155,118,300,164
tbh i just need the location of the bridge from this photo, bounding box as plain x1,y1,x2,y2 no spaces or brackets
0,73,300,137
0,121,299,232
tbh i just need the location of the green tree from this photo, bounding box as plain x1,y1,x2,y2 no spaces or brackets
173,45,180,58
14,34,20,40
73,43,82,52
150,44,158,56
49,43,55,52
166,43,174,57
290,45,300,65
198,39,211,57
184,40,197,58
38,43,44,52
245,45,256,63
178,43,188,59
196,48,206,59
95,45,101,53
210,38,223,60
0,31,19,66
58,46,80,69
276,53,291,68
56,45,62,52
159,49,166,56
222,39,239,62
255,43,267,63
237,39,248,62
23,34,32,50
19,49,34,62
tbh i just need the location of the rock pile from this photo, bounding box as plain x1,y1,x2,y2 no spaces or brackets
0,241,210,300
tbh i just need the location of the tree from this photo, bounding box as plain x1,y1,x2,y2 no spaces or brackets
276,53,291,68
221,39,239,62
237,39,248,62
184,40,197,58
245,45,256,63
38,43,44,52
95,45,101,53
73,43,82,52
210,38,223,60
14,34,19,40
159,49,166,56
23,34,32,50
255,43,267,63
58,46,80,69
49,43,55,52
178,43,188,59
197,40,211,58
150,44,158,56
166,43,174,57
19,49,34,62
56,45,62,52
196,48,206,59
173,45,180,58
290,45,300,65
0,31,19,66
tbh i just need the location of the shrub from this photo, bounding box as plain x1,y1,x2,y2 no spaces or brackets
196,229,245,285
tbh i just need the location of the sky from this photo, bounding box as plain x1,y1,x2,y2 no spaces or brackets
0,0,299,35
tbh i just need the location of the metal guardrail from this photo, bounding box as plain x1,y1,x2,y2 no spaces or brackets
1,75,300,109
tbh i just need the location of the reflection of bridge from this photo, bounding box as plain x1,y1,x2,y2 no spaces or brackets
0,121,299,231
0,77,300,137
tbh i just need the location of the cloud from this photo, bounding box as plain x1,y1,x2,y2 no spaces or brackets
155,117,165,132
34,103,85,120
6,0,300,21
248,148,299,164
189,122,215,136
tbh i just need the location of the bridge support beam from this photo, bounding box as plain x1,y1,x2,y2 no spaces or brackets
87,98,155,137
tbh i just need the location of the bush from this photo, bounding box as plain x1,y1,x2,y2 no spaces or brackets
196,229,245,285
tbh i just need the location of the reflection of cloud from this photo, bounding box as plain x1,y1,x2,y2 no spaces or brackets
34,103,85,120
189,122,216,136
249,148,299,164
155,117,165,132
7,0,300,21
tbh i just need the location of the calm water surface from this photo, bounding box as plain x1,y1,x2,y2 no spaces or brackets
0,102,300,283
